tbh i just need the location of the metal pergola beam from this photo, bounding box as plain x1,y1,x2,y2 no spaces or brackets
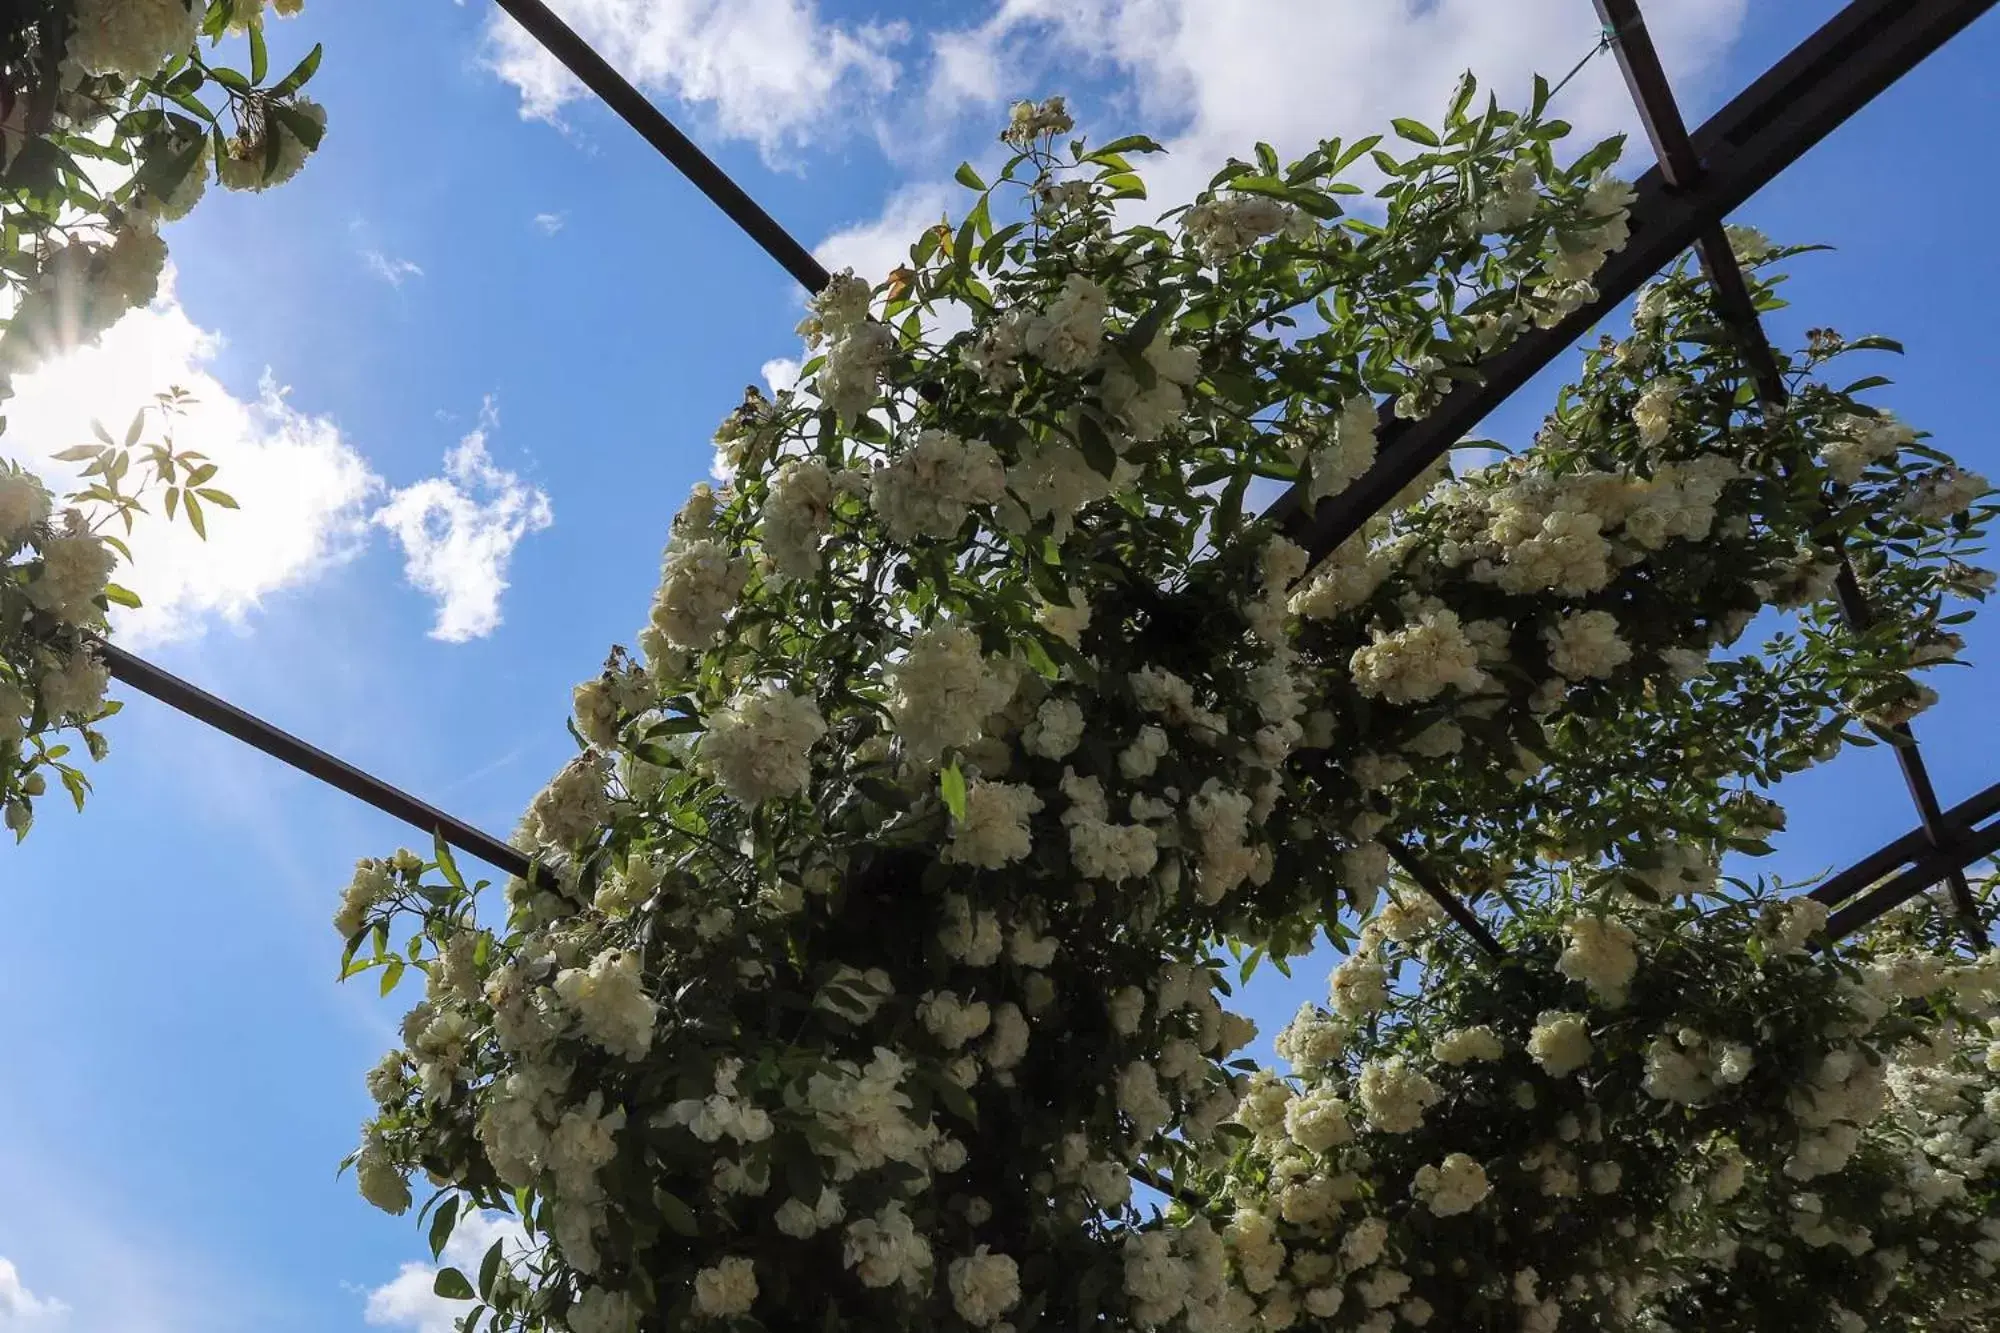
1593,0,1982,929
1826,811,2000,941
1272,0,1998,560
489,0,830,294
96,640,540,885
1808,776,2000,908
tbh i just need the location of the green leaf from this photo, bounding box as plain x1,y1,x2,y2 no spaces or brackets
123,410,145,448
164,488,179,522
933,1073,979,1127
939,760,968,822
432,1268,475,1301
272,101,324,151
434,831,468,892
1391,118,1440,147
379,958,406,996
182,491,206,539
1100,172,1147,200
102,583,142,609
429,1195,459,1260
478,1238,506,1299
50,445,103,463
954,161,986,191
195,487,238,510
654,1189,700,1238
1077,413,1118,478
271,44,323,97
249,21,269,83
1093,134,1165,155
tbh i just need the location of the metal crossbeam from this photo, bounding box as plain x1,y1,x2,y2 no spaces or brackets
1594,0,1982,928
1272,0,1998,560
489,0,829,293
95,640,541,885
1808,776,2000,909
1826,809,2000,941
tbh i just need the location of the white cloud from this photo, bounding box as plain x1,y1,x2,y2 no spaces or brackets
926,0,1748,209
532,212,567,235
1,273,380,647
374,400,553,643
0,1257,67,1320
761,357,800,394
364,1212,529,1333
483,0,909,159
363,250,425,287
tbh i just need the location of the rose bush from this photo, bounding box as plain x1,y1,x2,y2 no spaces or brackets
336,83,1996,1333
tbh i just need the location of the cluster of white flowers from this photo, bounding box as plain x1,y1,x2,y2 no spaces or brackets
1348,605,1485,704
761,458,844,578
1412,1152,1490,1216
871,430,1007,542
524,753,612,850
1101,334,1204,442
692,1255,759,1316
1024,696,1085,759
1003,95,1075,147
553,949,657,1062
1432,1025,1505,1065
844,1200,934,1291
1543,609,1632,680
1330,952,1390,1020
1183,194,1314,263
1903,466,1991,521
948,1248,1022,1326
1356,1056,1440,1133
1023,274,1111,373
64,0,200,81
944,780,1043,868
1297,394,1380,504
1528,1010,1594,1078
1557,914,1639,1006
652,526,750,650
699,684,827,807
1545,173,1637,286
1477,159,1544,232
888,622,1014,764
1819,412,1913,484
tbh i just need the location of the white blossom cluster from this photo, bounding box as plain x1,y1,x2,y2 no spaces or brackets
330,85,1999,1333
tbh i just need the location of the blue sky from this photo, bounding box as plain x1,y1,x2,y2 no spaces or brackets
0,2,1994,1329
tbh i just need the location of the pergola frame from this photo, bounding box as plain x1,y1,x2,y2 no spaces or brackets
79,0,1999,949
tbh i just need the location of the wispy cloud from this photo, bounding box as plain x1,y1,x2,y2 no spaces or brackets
0,1257,66,1319
374,399,554,643
362,250,425,287
532,212,566,236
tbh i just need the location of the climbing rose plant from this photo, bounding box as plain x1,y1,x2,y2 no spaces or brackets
0,0,323,831
337,86,1997,1333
